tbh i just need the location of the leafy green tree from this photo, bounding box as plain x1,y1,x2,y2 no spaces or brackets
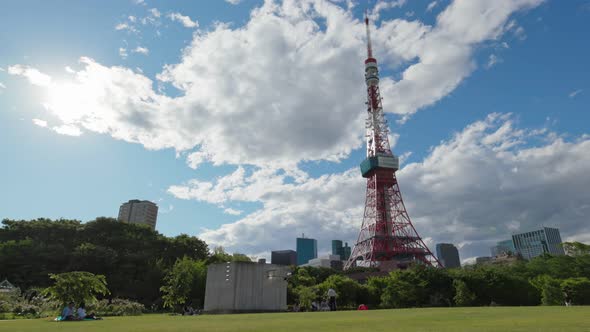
530,275,563,305
160,257,207,309
43,271,110,305
317,274,362,307
453,279,476,306
294,286,317,310
207,246,252,264
561,277,590,305
562,242,590,257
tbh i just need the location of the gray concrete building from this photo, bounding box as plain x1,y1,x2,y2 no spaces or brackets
271,250,297,266
512,227,565,260
204,262,289,313
118,199,158,230
435,243,461,268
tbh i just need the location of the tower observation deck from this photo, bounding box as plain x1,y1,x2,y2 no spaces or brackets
344,16,441,270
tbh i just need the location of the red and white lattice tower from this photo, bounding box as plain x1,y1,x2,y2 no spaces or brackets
344,16,441,270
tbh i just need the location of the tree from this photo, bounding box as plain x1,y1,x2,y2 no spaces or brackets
43,271,109,305
453,279,476,306
562,242,590,257
160,257,207,310
561,277,590,305
530,275,563,305
317,274,363,307
294,286,317,310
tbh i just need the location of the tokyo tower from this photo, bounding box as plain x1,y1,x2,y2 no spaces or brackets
344,16,441,270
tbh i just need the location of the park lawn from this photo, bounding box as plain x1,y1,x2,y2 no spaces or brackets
1,306,589,332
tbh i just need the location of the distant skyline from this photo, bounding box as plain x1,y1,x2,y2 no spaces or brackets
1,0,589,263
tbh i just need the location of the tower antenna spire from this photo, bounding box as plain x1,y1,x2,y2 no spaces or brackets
365,11,373,59
345,10,442,271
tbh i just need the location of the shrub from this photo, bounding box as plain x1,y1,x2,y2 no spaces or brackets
88,298,144,316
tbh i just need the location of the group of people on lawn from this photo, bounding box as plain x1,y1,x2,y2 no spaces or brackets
292,288,369,312
60,302,101,321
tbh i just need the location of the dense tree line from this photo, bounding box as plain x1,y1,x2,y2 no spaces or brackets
0,218,246,307
2,218,589,311
288,249,590,309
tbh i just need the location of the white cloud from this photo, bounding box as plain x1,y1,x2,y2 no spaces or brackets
119,47,128,59
225,0,242,4
149,8,161,18
168,12,199,28
224,208,243,216
0,82,5,90
370,0,406,21
11,0,544,169
426,1,438,12
486,54,502,69
32,118,48,127
133,46,149,55
7,65,52,86
128,15,137,23
115,22,138,33
171,114,590,260
134,0,145,5
568,89,582,98
53,124,83,136
0,67,5,71
65,66,76,74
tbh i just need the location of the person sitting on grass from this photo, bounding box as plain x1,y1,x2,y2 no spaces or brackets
61,302,77,321
77,302,101,320
183,302,197,316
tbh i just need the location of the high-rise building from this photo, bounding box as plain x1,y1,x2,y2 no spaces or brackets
118,199,158,230
342,242,351,261
332,240,343,259
271,250,297,266
435,243,461,268
296,237,317,266
331,240,352,261
512,227,565,260
490,239,516,257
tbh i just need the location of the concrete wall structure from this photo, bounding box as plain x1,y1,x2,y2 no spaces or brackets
204,262,289,313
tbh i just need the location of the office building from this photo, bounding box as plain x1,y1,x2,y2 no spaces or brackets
118,199,158,229
331,240,352,261
435,243,461,268
512,227,565,260
302,255,343,270
296,237,317,266
271,250,297,266
490,239,516,257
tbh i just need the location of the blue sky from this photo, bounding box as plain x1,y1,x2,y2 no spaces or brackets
1,0,589,262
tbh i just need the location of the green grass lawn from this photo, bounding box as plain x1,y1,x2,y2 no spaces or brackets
1,307,589,332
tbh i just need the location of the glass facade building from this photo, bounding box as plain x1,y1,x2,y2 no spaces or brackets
435,243,461,268
490,239,516,257
296,237,317,266
512,227,565,260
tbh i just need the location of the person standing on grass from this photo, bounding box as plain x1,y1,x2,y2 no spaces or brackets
327,288,337,311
